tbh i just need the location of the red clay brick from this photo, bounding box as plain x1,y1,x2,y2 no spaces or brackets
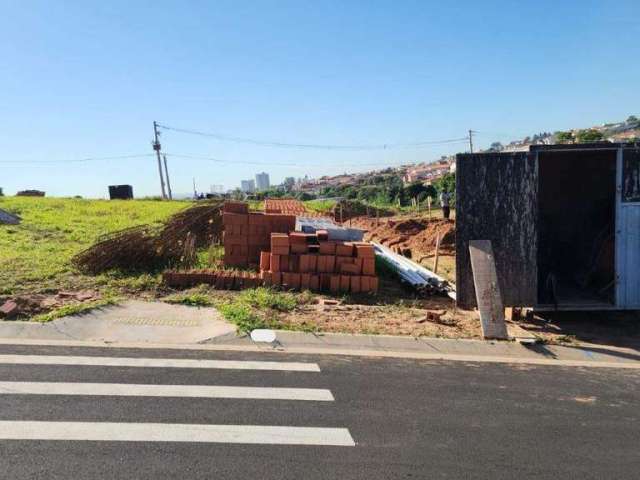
271,233,290,247
0,300,18,319
325,255,336,273
270,254,281,272
290,243,308,254
271,272,282,285
350,276,362,293
289,232,309,244
299,255,309,273
271,245,290,256
319,241,336,255
320,274,332,291
300,273,311,290
335,256,353,272
340,275,350,292
355,243,375,258
360,276,370,292
260,252,271,271
363,258,376,276
309,275,320,291
308,254,318,272
340,263,360,275
288,255,299,273
316,256,326,273
329,275,340,293
224,201,249,214
280,255,290,272
336,242,354,257
370,276,379,292
290,273,301,289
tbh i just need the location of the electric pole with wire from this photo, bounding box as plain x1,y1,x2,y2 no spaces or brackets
468,129,475,153
152,121,168,199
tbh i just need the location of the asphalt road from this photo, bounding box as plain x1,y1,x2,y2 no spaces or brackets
0,343,638,479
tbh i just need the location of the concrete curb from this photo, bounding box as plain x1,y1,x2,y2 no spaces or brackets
0,336,638,370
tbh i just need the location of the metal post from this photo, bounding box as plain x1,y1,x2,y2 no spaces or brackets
153,121,167,199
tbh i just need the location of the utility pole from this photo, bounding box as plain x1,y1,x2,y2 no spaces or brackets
152,121,167,199
163,154,173,200
468,129,474,153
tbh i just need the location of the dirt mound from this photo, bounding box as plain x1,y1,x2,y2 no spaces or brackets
350,215,455,260
73,202,223,274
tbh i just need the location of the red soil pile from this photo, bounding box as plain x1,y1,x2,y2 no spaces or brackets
349,216,455,259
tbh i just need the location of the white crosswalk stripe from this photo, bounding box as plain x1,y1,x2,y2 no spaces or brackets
0,354,321,372
0,381,335,401
0,353,355,447
0,421,356,446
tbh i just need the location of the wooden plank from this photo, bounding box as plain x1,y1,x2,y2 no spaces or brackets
432,234,441,274
468,240,508,339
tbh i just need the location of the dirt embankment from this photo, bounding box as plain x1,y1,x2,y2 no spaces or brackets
349,216,455,262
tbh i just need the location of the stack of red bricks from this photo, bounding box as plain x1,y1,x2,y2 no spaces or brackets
264,199,307,215
259,230,378,293
163,270,262,289
223,201,296,267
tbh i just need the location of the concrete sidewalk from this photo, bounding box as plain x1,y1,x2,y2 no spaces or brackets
0,301,235,344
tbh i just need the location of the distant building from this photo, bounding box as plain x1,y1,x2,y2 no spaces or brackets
283,177,295,191
255,172,270,191
402,159,453,184
240,179,255,193
16,190,45,197
108,185,134,200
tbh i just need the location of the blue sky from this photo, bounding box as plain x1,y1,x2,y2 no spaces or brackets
1,0,638,198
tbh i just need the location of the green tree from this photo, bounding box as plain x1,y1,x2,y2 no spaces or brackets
575,129,605,143
433,173,455,195
555,131,574,144
404,181,429,199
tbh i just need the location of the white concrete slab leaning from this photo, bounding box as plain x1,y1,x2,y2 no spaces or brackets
468,240,509,340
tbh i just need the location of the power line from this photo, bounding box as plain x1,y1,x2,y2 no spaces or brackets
164,152,421,169
157,123,469,151
0,154,154,164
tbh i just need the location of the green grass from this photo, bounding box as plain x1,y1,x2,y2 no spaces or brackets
164,291,214,307
304,199,337,213
31,297,118,323
237,287,300,312
213,287,312,333
0,196,188,295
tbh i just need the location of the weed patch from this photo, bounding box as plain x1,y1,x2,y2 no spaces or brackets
164,292,214,307
212,287,311,333
32,297,118,323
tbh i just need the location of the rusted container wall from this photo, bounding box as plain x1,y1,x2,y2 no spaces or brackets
456,152,538,308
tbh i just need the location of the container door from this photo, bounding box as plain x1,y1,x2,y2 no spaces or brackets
456,152,538,308
616,147,640,308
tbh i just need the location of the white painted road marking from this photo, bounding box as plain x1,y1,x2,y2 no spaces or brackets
0,382,334,401
0,355,320,372
0,421,355,446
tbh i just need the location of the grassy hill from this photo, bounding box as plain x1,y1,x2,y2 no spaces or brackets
0,197,188,295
